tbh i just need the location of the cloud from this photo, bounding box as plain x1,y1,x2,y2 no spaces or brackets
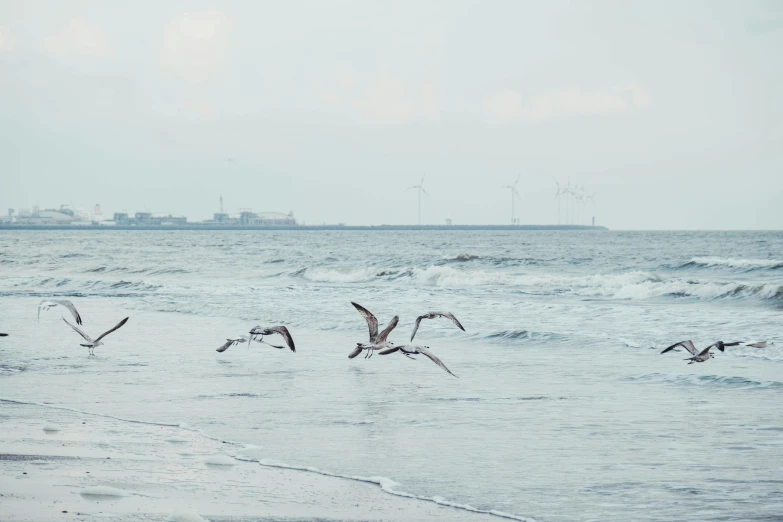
483,85,652,123
482,90,523,124
0,26,16,53
319,67,441,125
162,11,232,83
44,18,109,57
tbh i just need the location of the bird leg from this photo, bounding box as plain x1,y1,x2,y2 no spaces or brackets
403,352,417,360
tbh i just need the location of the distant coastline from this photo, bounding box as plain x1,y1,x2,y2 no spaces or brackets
0,224,608,231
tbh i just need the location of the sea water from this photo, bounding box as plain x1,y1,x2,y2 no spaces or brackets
1,230,782,521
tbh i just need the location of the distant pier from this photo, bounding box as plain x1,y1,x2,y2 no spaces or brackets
0,224,608,231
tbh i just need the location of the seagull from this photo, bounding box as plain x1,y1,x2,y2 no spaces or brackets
745,341,774,348
216,337,247,353
349,302,398,359
248,326,296,352
660,340,741,363
379,345,457,377
660,340,699,357
410,311,465,341
62,316,129,355
39,299,82,325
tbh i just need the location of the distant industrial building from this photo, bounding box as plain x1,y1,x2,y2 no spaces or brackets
12,205,91,226
240,211,296,226
111,212,188,226
2,197,298,228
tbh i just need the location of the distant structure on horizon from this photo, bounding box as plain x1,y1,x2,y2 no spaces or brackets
7,205,91,226
206,196,297,226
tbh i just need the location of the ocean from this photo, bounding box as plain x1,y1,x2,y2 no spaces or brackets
1,229,782,521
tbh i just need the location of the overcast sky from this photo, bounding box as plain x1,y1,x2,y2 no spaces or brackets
1,1,782,229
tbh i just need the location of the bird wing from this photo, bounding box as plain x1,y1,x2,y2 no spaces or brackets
55,300,82,325
94,317,129,343
411,312,465,341
377,315,399,343
62,316,92,342
37,300,46,322
379,346,400,355
216,340,234,353
720,341,741,349
417,347,457,377
351,302,378,342
348,346,363,359
661,340,697,355
410,316,424,341
264,326,295,352
435,312,465,332
698,346,713,357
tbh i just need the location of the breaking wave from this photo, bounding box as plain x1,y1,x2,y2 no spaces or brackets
680,257,783,271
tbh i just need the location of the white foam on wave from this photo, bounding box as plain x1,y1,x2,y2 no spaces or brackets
415,265,509,287
231,455,536,521
689,257,782,269
302,267,391,283
43,423,61,432
613,280,782,301
204,455,236,466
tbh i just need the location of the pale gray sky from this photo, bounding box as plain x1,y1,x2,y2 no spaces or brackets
1,1,782,229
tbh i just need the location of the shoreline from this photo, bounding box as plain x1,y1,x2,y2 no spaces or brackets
0,398,529,522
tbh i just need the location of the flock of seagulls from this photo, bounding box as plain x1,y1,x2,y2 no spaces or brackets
20,298,776,374
29,299,466,376
216,302,463,376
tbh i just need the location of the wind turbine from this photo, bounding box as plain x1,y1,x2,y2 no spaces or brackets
553,177,563,225
408,175,428,226
502,175,521,225
586,192,596,225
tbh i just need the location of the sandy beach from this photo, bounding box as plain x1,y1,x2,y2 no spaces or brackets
0,399,508,522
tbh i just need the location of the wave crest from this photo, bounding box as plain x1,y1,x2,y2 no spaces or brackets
682,257,783,271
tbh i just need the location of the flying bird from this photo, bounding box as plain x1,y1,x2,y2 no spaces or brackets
380,345,457,377
745,341,774,348
216,337,247,353
62,316,129,355
349,302,398,359
684,345,720,364
660,340,700,356
248,326,296,352
39,299,82,325
660,340,740,363
410,311,465,341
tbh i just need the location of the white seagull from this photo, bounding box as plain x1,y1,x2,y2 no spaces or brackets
62,316,129,355
39,299,83,325
745,341,774,348
410,311,465,341
348,302,398,359
216,337,248,353
248,326,296,352
380,345,457,377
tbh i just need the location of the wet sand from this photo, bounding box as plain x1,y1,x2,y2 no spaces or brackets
0,400,506,522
